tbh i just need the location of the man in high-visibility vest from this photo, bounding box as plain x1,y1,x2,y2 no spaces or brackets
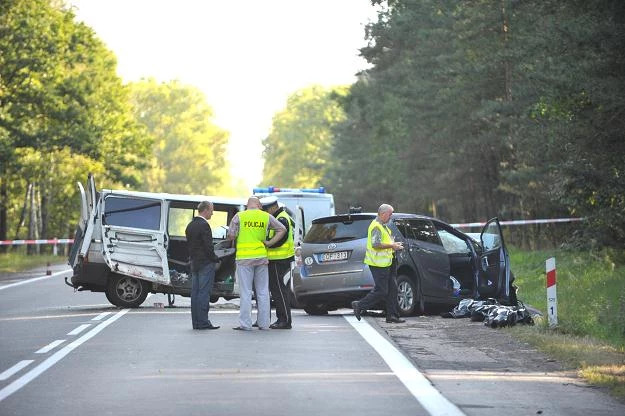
260,196,295,329
228,196,286,330
352,203,406,323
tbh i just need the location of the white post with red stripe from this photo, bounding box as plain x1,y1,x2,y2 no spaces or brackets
546,257,558,328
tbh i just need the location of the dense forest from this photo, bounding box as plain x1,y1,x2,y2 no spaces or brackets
1,0,624,250
262,0,625,248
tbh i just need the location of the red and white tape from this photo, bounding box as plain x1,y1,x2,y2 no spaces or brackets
451,217,584,228
0,239,74,246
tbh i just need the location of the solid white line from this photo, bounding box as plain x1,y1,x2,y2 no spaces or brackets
0,360,34,381
67,324,91,336
0,270,69,291
92,312,112,321
345,316,466,416
0,308,130,402
35,339,65,354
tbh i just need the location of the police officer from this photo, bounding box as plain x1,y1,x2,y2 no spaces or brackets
260,196,295,329
352,203,405,323
228,196,286,330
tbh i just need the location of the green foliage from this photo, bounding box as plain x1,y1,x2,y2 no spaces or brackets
261,85,348,189
0,0,150,242
128,78,230,195
510,247,625,348
322,0,625,248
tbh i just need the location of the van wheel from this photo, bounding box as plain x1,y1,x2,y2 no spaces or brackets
303,303,329,315
396,274,423,316
106,274,148,308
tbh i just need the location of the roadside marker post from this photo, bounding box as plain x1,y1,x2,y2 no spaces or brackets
546,257,558,328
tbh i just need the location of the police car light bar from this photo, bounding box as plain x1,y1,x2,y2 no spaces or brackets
253,186,326,194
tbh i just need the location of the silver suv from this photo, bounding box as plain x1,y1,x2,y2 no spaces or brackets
292,213,516,316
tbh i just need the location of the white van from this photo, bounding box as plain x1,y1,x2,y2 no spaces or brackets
252,186,335,244
67,174,245,307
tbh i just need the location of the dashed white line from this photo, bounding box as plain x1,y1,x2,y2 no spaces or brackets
67,324,91,336
0,361,34,381
0,308,130,402
345,315,466,416
92,312,112,321
35,339,65,354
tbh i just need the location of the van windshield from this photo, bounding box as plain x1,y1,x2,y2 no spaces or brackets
304,219,370,244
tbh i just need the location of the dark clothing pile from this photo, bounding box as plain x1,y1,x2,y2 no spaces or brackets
442,298,535,328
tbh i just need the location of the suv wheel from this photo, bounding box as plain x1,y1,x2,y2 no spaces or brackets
303,303,329,315
396,274,423,316
106,274,149,308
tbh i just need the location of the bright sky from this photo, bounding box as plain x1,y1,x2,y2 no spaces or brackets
68,0,377,193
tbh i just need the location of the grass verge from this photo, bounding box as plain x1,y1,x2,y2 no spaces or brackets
0,252,67,273
509,247,625,401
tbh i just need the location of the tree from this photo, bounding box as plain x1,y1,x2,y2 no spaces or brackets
261,85,347,189
128,78,230,195
0,0,150,246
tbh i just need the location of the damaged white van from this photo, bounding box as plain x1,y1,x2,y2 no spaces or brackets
67,174,245,307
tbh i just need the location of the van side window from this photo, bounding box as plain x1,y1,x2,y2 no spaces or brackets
168,207,193,237
103,197,161,230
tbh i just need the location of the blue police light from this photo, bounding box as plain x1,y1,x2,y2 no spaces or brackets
253,186,326,194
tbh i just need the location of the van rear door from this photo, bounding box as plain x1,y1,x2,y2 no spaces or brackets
69,174,97,268
100,194,170,285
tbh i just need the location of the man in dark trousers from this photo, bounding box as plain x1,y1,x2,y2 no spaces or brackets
261,196,294,329
185,201,221,330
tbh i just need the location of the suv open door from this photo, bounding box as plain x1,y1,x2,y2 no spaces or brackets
477,218,514,304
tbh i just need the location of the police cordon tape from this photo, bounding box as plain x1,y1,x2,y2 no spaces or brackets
450,217,585,228
0,238,74,246
0,217,585,246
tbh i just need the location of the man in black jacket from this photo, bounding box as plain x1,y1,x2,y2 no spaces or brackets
185,201,221,330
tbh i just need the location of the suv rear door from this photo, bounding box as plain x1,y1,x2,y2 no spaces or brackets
477,218,511,301
101,194,170,285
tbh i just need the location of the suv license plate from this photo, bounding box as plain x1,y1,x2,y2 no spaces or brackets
320,251,348,262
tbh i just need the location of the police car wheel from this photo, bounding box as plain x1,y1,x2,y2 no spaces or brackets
106,274,148,308
303,303,329,315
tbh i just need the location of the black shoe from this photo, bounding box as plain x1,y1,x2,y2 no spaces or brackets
270,322,292,329
351,301,361,321
252,322,259,327
196,324,220,330
386,317,405,323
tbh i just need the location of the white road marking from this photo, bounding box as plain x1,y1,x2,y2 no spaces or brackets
67,324,91,335
35,340,65,354
0,270,69,291
0,361,34,381
0,308,130,402
92,312,112,321
345,315,466,416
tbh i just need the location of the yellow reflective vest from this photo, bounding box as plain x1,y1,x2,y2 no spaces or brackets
235,209,269,260
267,210,294,260
364,220,394,267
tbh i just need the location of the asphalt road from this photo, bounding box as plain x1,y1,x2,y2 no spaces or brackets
1,267,624,415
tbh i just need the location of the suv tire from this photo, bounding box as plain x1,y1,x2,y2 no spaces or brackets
396,274,423,316
106,274,149,308
303,303,329,315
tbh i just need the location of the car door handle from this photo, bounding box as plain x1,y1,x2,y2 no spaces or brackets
481,257,489,270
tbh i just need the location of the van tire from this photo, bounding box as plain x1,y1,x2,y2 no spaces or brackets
396,274,423,316
105,274,149,308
